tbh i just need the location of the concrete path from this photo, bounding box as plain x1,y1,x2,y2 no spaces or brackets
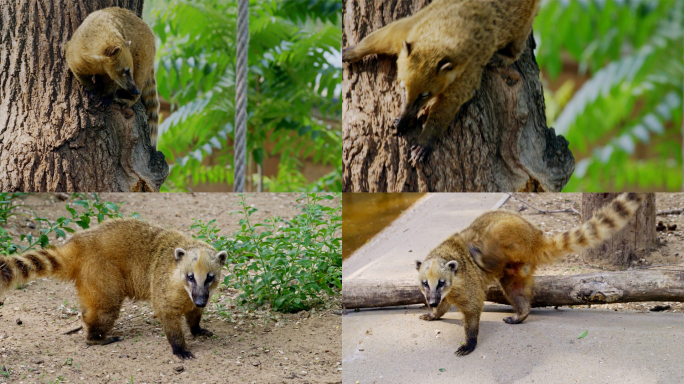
343,305,684,383
342,193,684,383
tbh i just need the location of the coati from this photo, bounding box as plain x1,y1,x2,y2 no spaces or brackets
65,7,160,148
415,193,643,356
342,0,541,165
0,218,226,360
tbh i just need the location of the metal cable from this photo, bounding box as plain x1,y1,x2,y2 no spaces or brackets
233,0,249,192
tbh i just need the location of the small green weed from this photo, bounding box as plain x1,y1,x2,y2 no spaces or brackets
0,194,140,256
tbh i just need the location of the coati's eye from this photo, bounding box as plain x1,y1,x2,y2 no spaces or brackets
422,280,429,287
420,92,430,99
437,280,445,288
205,275,214,284
123,68,131,75
187,274,195,282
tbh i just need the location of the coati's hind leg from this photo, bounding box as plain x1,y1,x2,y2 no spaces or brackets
185,308,214,337
78,288,124,345
499,269,532,324
419,299,450,321
342,16,418,62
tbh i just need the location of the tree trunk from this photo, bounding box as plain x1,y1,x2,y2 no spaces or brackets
343,271,684,309
580,193,657,269
342,0,575,192
0,0,168,192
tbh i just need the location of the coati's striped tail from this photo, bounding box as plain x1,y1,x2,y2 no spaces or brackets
541,193,644,262
142,70,160,149
0,248,63,294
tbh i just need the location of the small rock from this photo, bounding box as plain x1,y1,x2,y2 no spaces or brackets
31,358,44,365
15,318,22,325
174,366,184,373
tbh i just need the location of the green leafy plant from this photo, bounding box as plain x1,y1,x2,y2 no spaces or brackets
535,0,684,191
151,0,342,192
0,195,138,256
192,193,341,313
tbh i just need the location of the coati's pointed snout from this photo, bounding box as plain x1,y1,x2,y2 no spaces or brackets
130,86,141,95
191,287,210,307
429,302,439,308
394,115,411,133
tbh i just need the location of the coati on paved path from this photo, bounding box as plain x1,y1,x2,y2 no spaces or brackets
416,193,643,355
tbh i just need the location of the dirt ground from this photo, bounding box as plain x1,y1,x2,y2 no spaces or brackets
500,192,684,313
0,193,342,384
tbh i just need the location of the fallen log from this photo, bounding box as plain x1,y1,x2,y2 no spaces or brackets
343,270,684,309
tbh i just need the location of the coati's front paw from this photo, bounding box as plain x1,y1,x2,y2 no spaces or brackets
172,346,195,360
419,313,437,321
409,145,431,166
191,327,214,337
455,338,477,356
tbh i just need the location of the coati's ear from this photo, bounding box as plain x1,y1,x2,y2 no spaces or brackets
104,46,121,57
403,40,412,56
446,260,458,273
174,248,187,262
216,251,228,265
415,260,422,271
439,61,453,72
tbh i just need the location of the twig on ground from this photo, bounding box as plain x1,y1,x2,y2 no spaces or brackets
657,208,684,216
64,326,82,335
507,194,580,216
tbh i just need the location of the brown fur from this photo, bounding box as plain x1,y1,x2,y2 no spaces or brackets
65,7,160,148
416,193,644,356
0,218,226,360
342,0,541,165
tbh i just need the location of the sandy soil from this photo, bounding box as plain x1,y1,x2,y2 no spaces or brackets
500,192,684,313
0,193,342,384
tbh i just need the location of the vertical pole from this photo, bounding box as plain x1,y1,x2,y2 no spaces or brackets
234,0,249,192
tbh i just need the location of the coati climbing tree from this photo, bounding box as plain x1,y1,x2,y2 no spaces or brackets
0,0,168,192
342,0,575,192
580,193,657,269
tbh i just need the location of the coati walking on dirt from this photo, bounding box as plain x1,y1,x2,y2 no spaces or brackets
65,7,160,148
415,193,643,356
342,0,541,165
0,218,226,360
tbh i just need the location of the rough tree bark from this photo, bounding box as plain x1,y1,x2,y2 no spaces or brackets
343,271,684,309
0,0,168,192
580,193,657,269
342,0,575,192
